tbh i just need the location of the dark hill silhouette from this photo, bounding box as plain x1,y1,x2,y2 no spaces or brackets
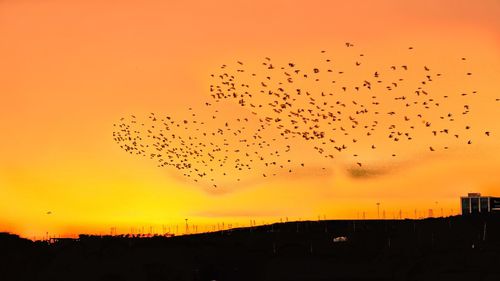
1,215,500,281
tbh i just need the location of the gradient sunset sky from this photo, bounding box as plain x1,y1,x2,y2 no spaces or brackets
1,0,499,239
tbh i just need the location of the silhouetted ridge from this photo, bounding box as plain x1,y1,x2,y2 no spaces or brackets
1,215,500,280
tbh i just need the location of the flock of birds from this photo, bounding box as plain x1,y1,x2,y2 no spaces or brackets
113,43,494,188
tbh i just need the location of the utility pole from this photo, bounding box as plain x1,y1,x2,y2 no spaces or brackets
376,202,381,219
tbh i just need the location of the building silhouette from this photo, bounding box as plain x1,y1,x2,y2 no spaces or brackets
461,193,500,215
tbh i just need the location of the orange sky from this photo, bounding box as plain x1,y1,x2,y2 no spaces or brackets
0,0,499,239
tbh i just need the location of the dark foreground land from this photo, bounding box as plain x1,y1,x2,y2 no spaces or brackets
1,215,500,281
